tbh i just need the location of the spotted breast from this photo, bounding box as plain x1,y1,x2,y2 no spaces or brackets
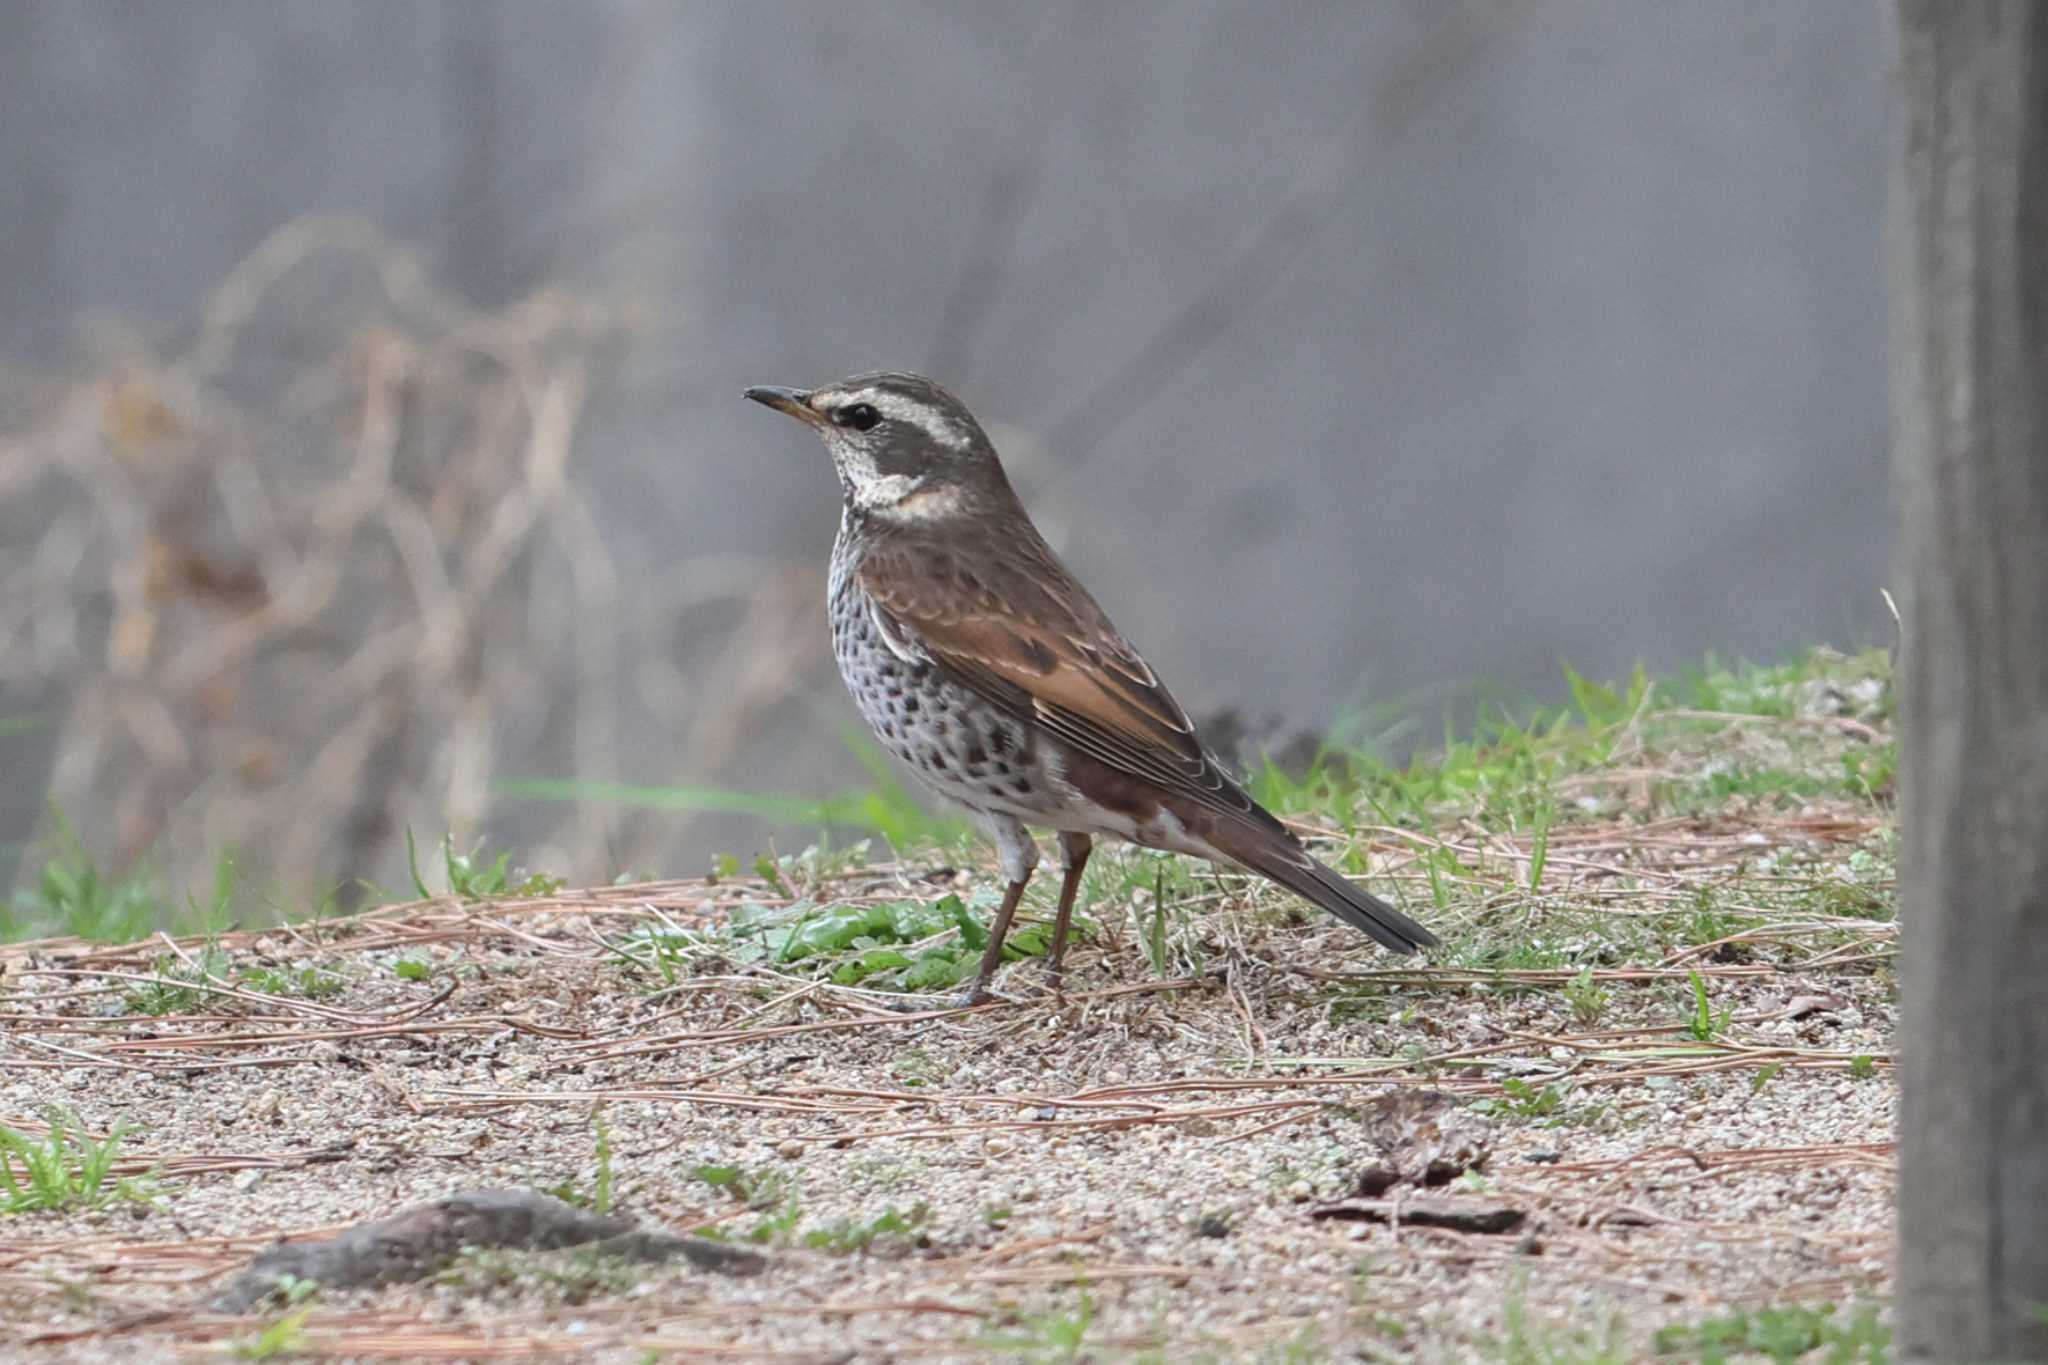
828,523,1062,827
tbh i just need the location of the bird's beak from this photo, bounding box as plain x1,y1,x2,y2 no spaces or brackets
743,385,827,429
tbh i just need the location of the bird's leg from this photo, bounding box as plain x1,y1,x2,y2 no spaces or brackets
960,874,1029,1007
1045,832,1093,993
958,813,1041,1007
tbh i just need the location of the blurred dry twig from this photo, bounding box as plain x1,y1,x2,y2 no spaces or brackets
0,214,643,899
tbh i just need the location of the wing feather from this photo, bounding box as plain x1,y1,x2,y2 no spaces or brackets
856,535,1275,829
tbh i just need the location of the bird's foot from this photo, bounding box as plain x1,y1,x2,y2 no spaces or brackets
951,982,1000,1010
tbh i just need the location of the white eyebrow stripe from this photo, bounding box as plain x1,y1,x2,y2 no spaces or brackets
835,387,969,451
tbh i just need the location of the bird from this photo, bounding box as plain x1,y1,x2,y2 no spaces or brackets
745,371,1436,1004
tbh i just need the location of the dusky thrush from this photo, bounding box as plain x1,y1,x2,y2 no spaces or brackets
745,371,1436,1004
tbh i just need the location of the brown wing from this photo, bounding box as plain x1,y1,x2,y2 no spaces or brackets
856,533,1278,829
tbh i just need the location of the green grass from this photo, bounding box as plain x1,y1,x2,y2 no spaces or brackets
606,921,696,986
1477,1078,1565,1121
229,1307,313,1360
801,1201,927,1254
690,1162,789,1206
976,1291,1095,1362
1562,968,1610,1027
1,815,239,944
1493,1297,1627,1364
538,1108,616,1214
1226,648,1898,1022
6,648,1894,966
1675,649,1891,721
1683,970,1734,1042
404,830,564,902
438,1244,642,1303
123,944,347,1015
690,1163,801,1242
123,946,234,1015
0,819,565,946
498,727,971,855
687,1164,925,1253
237,963,345,1000
1470,1078,1609,1131
1652,1302,1889,1363
0,1108,157,1215
1250,648,1889,838
609,889,1078,996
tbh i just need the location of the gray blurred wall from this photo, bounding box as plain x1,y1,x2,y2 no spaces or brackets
0,2,1888,876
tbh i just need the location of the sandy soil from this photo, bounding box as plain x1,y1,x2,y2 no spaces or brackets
0,805,1896,1362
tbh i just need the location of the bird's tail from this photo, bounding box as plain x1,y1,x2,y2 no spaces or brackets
1216,824,1437,954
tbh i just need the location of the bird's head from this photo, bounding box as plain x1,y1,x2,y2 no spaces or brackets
744,371,1014,522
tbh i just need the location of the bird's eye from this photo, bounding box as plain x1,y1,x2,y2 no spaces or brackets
837,403,881,432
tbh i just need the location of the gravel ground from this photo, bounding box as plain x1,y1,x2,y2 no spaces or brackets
0,840,1896,1362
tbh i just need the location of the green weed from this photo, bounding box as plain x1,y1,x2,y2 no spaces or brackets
405,830,562,902
1563,969,1610,1027
237,963,345,1000
659,890,1065,994
539,1108,615,1213
1675,648,1890,723
978,1291,1095,1362
1652,1301,1889,1362
440,1244,639,1303
3,817,241,944
123,946,233,1015
229,1307,312,1360
498,727,968,856
744,1198,803,1244
1840,745,1895,802
607,922,697,986
1479,1079,1565,1121
690,1163,790,1208
692,1163,801,1242
1142,865,1169,977
1562,659,1652,734
0,1108,156,1215
1495,1296,1626,1364
1684,970,1732,1042
802,1202,927,1254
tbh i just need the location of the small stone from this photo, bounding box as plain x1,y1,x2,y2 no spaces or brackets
1354,1166,1400,1197
1287,1179,1313,1202
776,1139,805,1160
